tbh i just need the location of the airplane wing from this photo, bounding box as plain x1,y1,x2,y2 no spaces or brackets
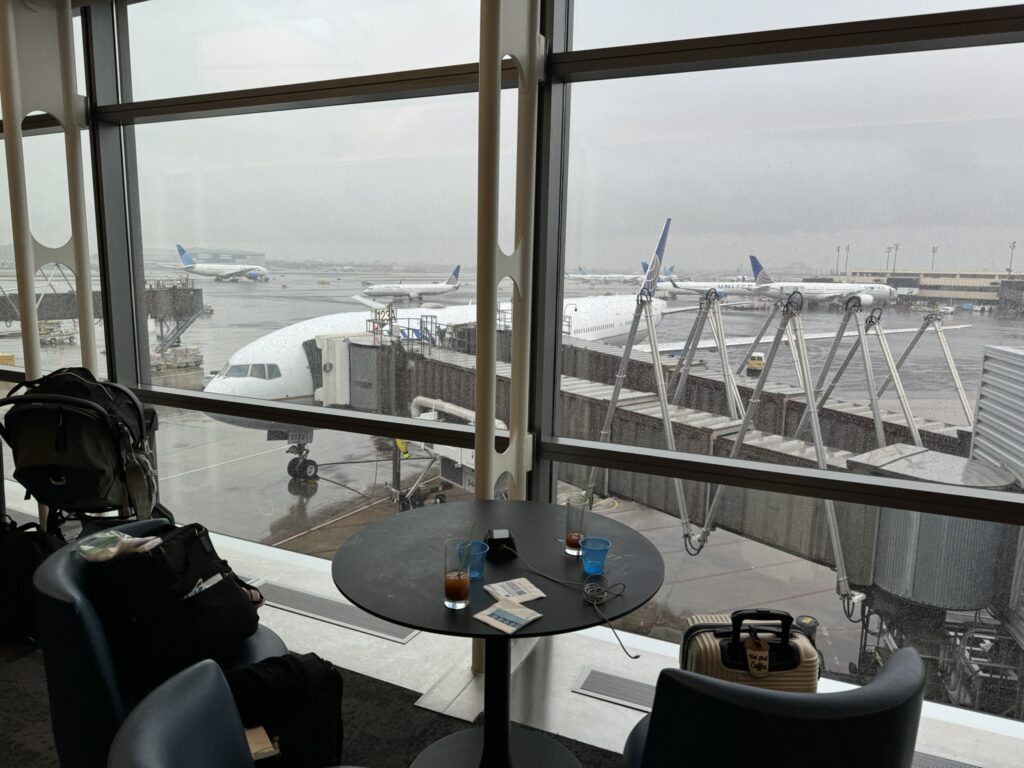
637,324,971,355
216,267,259,279
351,294,390,310
661,301,750,315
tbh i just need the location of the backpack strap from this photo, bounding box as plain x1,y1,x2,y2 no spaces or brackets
103,381,149,449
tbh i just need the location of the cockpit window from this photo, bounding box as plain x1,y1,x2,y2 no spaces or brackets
225,365,250,378
267,364,282,379
250,364,267,380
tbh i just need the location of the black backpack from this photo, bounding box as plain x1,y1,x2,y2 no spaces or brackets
0,367,162,530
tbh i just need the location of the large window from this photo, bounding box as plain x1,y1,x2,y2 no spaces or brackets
559,44,1024,469
134,93,517,410
557,462,1024,719
151,405,476,547
572,1,1017,49
126,0,480,99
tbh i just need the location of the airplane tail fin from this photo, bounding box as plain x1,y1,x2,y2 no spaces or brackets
750,254,772,285
577,266,588,275
642,218,670,294
446,265,461,286
665,265,675,276
176,244,195,267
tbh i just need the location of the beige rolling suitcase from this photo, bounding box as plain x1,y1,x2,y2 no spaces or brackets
680,609,820,692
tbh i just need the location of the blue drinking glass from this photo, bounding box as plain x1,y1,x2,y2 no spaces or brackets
580,536,611,575
458,540,489,580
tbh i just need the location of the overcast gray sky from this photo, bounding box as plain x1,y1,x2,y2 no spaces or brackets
2,1,1022,275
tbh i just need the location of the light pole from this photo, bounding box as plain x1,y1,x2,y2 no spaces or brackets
885,245,892,271
892,242,900,272
1010,241,1017,274
931,245,938,271
835,245,841,276
844,244,850,274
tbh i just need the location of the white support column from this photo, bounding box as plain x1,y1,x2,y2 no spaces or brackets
475,0,543,501
0,0,98,376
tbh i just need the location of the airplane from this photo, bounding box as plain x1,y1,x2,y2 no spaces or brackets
564,266,654,285
638,262,677,284
205,292,669,402
749,255,897,306
362,265,461,301
659,274,757,298
176,244,269,282
204,218,706,474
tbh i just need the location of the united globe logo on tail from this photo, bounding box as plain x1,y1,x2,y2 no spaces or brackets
642,218,671,294
750,255,773,286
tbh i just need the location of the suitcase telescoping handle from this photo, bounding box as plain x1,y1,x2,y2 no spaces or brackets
730,609,793,645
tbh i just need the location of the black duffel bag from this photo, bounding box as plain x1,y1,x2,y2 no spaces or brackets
227,652,344,768
0,515,63,643
90,523,260,701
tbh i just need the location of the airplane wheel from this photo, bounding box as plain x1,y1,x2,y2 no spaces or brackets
300,459,318,479
287,457,302,477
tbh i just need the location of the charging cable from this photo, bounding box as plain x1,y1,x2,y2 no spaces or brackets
507,547,640,660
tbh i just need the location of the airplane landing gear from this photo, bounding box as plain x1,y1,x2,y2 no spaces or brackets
286,443,318,479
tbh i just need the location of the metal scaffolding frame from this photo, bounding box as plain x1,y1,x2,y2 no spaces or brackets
584,220,691,534
692,292,861,607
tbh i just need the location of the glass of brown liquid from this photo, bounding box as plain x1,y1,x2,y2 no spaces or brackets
444,538,471,609
564,494,589,556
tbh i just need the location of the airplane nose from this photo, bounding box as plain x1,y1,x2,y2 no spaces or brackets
203,377,238,396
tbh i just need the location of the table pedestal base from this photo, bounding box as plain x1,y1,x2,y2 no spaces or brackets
409,724,580,768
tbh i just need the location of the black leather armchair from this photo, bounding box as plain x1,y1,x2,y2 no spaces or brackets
108,659,254,768
109,660,356,768
624,647,925,768
33,519,287,768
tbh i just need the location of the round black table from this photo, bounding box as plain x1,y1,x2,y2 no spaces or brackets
331,500,665,768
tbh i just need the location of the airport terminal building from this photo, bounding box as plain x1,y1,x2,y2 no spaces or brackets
848,270,1024,309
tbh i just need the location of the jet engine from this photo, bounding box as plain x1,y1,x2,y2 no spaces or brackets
855,293,875,307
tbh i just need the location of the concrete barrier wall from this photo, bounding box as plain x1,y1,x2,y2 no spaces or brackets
397,344,931,585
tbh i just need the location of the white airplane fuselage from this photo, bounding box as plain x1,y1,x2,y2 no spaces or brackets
204,293,661,411
362,282,459,300
184,263,269,282
660,281,755,297
753,281,897,303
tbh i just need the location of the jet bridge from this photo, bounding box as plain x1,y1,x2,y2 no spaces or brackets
0,281,205,353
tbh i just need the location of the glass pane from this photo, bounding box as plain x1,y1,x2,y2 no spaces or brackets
151,406,475,547
0,131,104,373
573,1,1017,50
559,45,1024,484
555,461,1024,721
126,0,479,100
136,92,517,420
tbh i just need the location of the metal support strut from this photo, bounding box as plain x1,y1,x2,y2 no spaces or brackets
793,296,886,449
586,220,691,538
867,309,922,447
667,289,745,419
691,292,861,607
876,312,974,428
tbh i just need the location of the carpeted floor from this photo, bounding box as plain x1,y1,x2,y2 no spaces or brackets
1,641,623,767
